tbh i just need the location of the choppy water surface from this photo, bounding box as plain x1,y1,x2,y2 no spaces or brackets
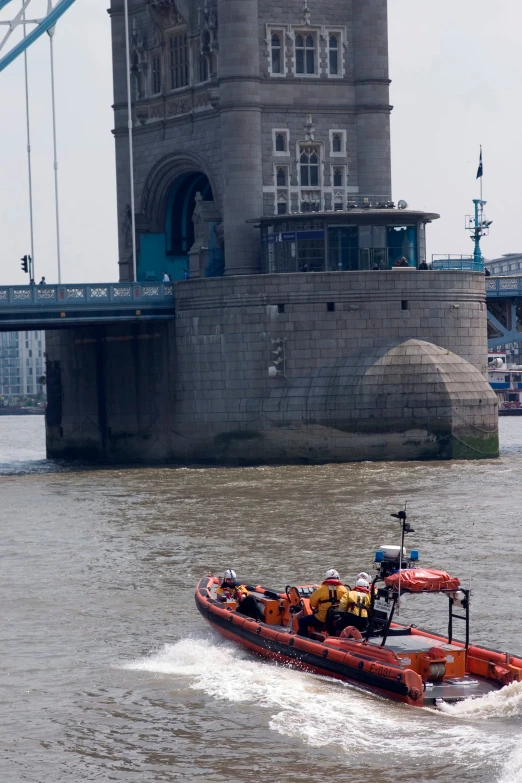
1,416,522,782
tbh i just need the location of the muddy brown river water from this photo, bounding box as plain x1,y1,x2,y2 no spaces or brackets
1,416,522,782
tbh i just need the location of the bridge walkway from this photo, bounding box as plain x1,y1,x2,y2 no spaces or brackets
0,282,175,331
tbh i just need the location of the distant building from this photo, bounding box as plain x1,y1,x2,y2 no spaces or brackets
486,254,522,275
0,330,46,398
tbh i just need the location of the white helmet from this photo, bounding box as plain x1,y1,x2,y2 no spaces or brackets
356,578,370,591
324,568,340,581
356,571,371,583
224,569,237,581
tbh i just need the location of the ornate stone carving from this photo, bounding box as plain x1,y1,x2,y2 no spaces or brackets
208,87,220,108
136,106,150,126
149,103,166,120
198,3,218,33
302,0,311,26
304,114,315,141
148,0,187,26
194,91,210,109
123,204,133,249
166,95,192,116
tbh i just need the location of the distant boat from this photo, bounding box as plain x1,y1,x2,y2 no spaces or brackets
488,352,522,415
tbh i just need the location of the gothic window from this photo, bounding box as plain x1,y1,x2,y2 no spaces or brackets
276,167,287,187
329,34,339,75
277,193,288,215
300,146,320,187
295,33,316,75
333,167,344,187
275,165,289,215
330,130,346,156
273,129,289,155
169,33,188,90
151,55,161,94
271,32,282,74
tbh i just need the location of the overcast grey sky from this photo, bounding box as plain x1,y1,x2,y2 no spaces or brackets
0,0,521,285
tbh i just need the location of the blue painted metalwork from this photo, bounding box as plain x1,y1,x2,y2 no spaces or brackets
486,276,522,349
485,277,522,297
0,0,78,74
471,199,484,267
432,255,483,272
0,282,175,330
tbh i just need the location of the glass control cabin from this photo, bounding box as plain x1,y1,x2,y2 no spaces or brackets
259,209,440,273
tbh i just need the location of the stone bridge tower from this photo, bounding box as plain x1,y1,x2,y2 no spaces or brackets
110,0,393,281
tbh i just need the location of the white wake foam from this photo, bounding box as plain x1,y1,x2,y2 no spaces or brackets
499,744,522,783
440,680,522,719
121,637,520,771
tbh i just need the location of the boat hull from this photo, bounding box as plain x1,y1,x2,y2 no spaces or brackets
196,576,522,707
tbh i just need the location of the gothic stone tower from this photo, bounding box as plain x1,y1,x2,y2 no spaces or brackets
110,0,392,281
43,0,497,464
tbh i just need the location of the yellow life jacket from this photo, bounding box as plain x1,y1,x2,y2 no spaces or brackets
339,589,371,618
309,582,348,623
216,583,248,602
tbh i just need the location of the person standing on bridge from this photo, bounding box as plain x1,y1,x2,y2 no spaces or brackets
39,276,46,285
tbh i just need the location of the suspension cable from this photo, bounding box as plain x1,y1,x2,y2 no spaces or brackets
123,0,137,282
22,5,35,280
47,4,61,283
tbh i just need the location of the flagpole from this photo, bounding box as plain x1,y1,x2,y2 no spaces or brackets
480,145,483,202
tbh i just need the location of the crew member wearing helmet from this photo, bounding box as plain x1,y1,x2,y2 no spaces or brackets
336,577,371,633
297,569,348,638
217,569,261,620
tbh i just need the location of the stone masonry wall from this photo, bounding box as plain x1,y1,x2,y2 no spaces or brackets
169,270,496,462
45,271,498,464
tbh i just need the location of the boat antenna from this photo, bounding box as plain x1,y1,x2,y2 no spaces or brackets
468,520,475,595
390,502,414,615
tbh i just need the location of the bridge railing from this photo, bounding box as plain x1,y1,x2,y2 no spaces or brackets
0,283,174,307
485,277,522,298
431,254,483,272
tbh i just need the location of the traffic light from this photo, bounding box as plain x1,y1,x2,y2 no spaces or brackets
21,255,29,274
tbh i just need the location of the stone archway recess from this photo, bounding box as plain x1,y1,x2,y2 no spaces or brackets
139,152,219,234
137,152,222,279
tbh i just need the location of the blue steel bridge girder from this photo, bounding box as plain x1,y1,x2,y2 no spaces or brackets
486,276,522,349
0,282,175,331
0,0,78,74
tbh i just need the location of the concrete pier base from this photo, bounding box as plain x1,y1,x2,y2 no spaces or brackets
45,271,498,464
